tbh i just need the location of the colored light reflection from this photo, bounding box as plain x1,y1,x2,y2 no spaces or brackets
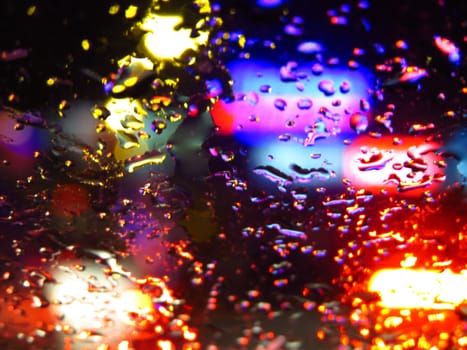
211,59,373,139
247,134,343,191
42,255,193,347
45,259,154,336
210,59,375,192
343,135,446,195
368,268,467,310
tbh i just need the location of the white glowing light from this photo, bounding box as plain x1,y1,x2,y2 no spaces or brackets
368,268,467,310
139,15,209,60
44,259,164,345
105,98,147,132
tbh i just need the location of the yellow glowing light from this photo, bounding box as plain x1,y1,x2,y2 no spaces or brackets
400,254,417,268
194,0,211,14
119,289,155,324
368,268,467,309
125,151,166,173
109,4,120,15
27,5,37,16
459,336,467,347
139,15,209,60
104,98,147,132
125,5,138,19
81,39,91,51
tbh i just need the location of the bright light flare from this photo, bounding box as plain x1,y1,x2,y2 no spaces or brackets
140,15,209,60
368,268,467,310
343,135,445,195
105,98,147,133
44,259,167,345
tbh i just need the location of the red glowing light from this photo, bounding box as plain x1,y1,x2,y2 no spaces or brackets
343,135,445,196
51,184,90,218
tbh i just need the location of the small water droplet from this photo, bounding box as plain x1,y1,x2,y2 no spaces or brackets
274,98,287,111
318,80,335,96
297,98,313,110
278,133,291,142
259,84,272,93
311,63,324,75
339,81,351,93
297,41,324,55
246,91,260,105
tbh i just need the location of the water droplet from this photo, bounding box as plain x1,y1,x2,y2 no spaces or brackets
311,63,324,75
278,133,291,142
356,149,394,171
339,81,351,93
349,113,368,134
247,91,260,105
295,81,305,91
318,80,335,96
395,40,409,50
280,63,298,81
297,98,313,110
330,16,348,26
348,60,359,69
360,99,370,112
274,98,287,111
259,84,272,93
125,150,166,173
297,41,324,55
434,35,461,64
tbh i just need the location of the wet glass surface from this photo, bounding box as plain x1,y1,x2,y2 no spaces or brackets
0,0,466,349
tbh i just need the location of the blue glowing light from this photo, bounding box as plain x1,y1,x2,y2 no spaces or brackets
256,0,286,8
212,59,374,142
211,59,373,191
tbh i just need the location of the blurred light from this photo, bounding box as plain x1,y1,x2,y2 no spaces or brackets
105,98,147,133
368,268,467,309
140,15,209,60
342,135,445,195
257,0,286,8
211,60,373,138
434,35,461,64
43,258,177,347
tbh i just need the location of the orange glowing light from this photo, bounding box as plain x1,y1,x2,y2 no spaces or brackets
368,268,467,309
158,339,175,350
183,328,198,341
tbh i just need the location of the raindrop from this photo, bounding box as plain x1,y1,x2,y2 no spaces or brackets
284,24,303,36
311,63,324,75
246,91,260,105
297,98,312,110
339,81,351,93
259,84,272,93
318,80,335,96
348,60,359,69
297,41,324,55
274,98,287,111
434,35,461,64
280,63,298,81
278,133,291,142
296,81,305,91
